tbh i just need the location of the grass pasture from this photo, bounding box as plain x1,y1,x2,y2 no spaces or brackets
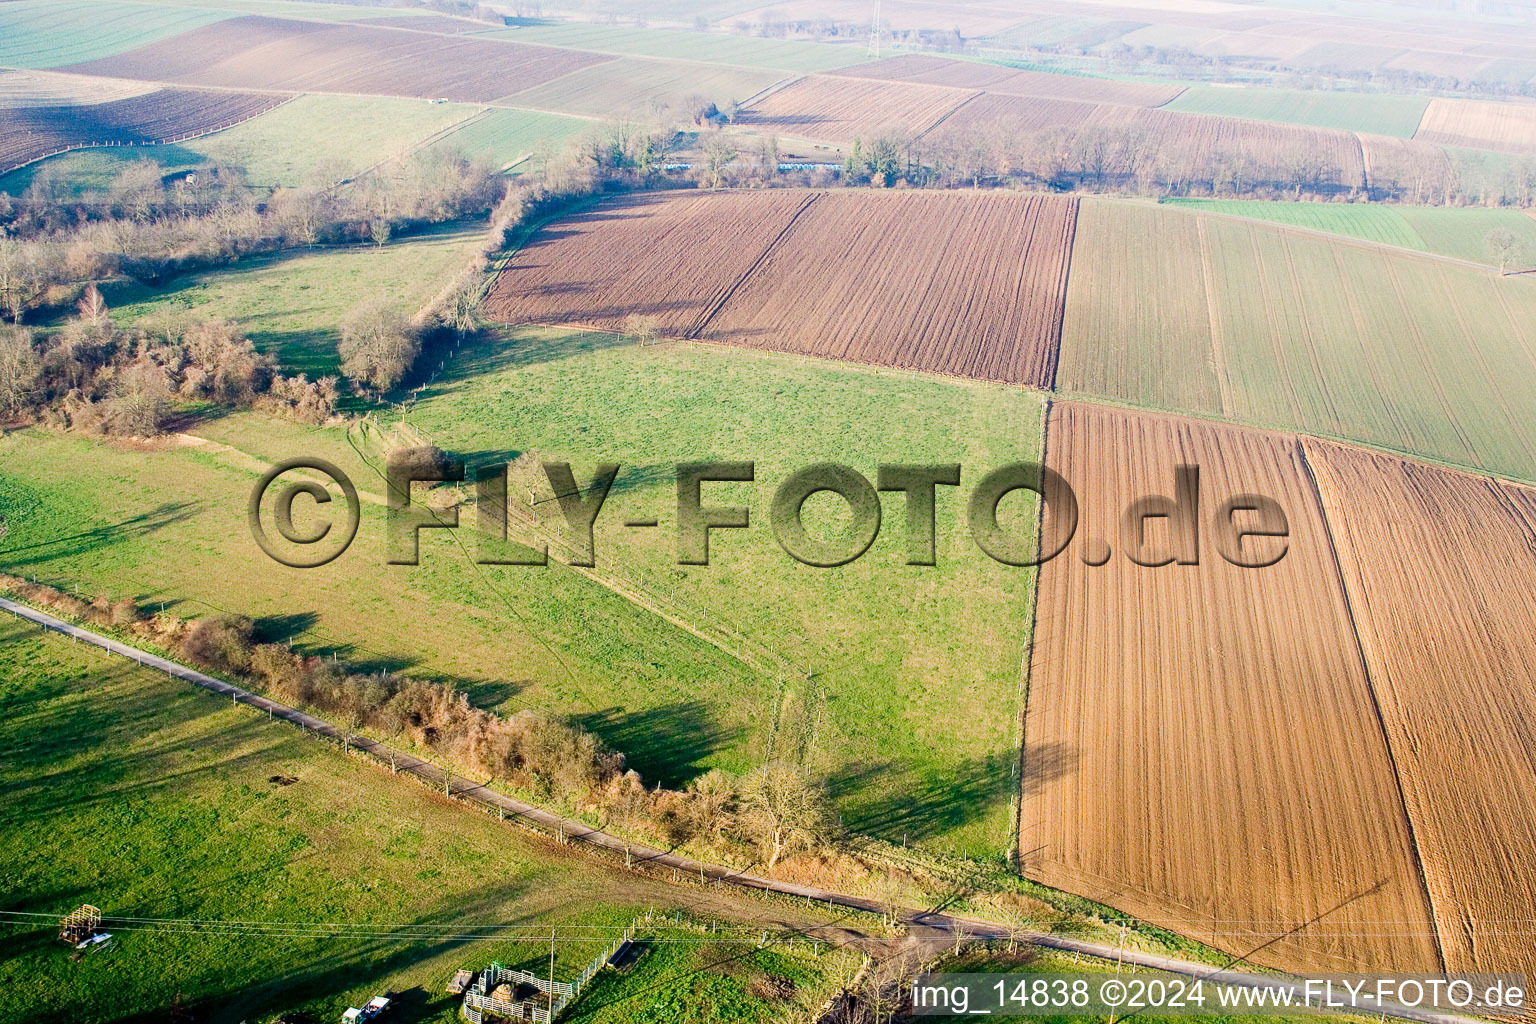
1164,85,1428,137
428,107,593,169
501,57,786,119
483,23,868,73
1060,197,1536,483
0,622,855,1024
0,324,1044,855
100,222,488,377
0,0,232,69
178,94,486,186
1163,198,1536,264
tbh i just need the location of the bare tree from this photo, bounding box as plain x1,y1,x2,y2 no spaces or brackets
700,134,737,190
737,759,836,869
1486,227,1527,274
623,312,661,344
0,326,39,414
338,299,420,391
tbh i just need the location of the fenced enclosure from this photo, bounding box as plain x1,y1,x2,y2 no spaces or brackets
461,919,636,1024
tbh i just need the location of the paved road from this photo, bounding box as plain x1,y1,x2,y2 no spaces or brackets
1,595,1486,1024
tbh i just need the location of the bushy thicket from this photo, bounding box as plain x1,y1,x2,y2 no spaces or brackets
0,287,336,433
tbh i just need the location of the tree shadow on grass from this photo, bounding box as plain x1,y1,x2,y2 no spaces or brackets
827,742,1078,845
0,501,201,568
412,327,636,403
580,700,741,790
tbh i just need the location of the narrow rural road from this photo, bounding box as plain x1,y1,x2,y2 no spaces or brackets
0,595,1486,1024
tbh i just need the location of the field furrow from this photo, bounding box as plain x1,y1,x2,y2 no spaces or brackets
1304,439,1536,979
1024,402,1443,974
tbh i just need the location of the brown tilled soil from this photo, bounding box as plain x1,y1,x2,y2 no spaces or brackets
832,53,1186,107
481,190,819,336
483,189,1077,388
740,74,974,143
1023,402,1443,975
0,88,288,173
1415,96,1536,156
59,15,612,103
696,189,1077,387
1303,438,1536,981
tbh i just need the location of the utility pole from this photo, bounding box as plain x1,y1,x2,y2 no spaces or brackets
867,0,882,58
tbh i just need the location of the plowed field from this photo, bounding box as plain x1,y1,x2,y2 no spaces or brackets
741,74,973,142
697,190,1076,386
482,190,818,336
1304,439,1536,978
1415,96,1536,155
0,88,287,173
59,15,611,103
1023,402,1442,974
484,189,1078,388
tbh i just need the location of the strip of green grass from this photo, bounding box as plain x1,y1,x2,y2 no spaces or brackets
1162,199,1427,251
1162,198,1536,265
0,622,855,1023
428,107,593,170
1164,85,1429,138
1061,197,1536,483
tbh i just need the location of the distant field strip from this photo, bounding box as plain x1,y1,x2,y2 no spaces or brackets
1058,199,1536,483
1164,85,1429,138
1414,96,1536,155
0,0,233,69
926,96,1369,190
1165,199,1536,264
427,107,591,168
0,88,289,175
1023,402,1443,975
741,74,975,143
1304,439,1536,981
485,189,1078,388
0,70,158,108
832,53,1184,106
501,57,785,119
479,23,868,72
58,15,615,103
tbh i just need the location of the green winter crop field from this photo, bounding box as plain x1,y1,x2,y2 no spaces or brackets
1060,197,1536,482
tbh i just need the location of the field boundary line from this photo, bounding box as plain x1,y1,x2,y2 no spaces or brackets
1295,439,1450,974
683,189,822,339
1193,214,1237,418
1012,396,1052,871
913,88,984,141
0,597,1484,1024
